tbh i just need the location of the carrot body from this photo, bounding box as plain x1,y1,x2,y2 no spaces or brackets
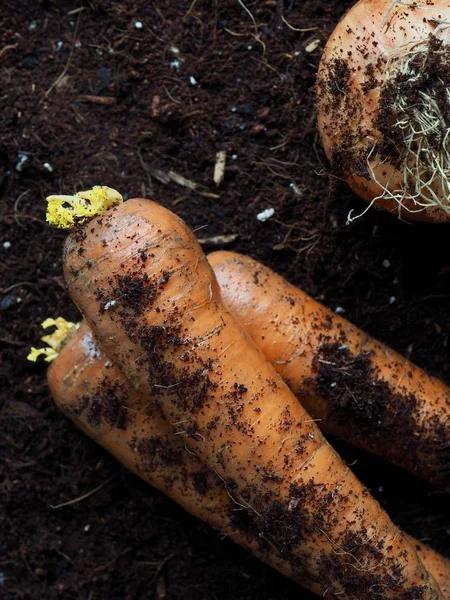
209,251,450,491
62,198,443,598
49,321,450,598
48,322,295,584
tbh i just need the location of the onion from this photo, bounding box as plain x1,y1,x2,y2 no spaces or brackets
316,0,450,222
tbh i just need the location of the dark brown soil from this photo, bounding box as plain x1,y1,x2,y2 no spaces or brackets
1,1,449,599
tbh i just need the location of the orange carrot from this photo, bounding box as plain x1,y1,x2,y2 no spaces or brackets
62,197,443,598
209,251,450,491
48,321,450,598
48,322,295,585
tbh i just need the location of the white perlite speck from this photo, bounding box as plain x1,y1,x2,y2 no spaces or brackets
256,208,275,222
104,300,117,311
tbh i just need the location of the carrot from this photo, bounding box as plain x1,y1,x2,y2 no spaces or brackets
48,322,296,585
208,251,450,491
48,320,450,598
62,197,443,598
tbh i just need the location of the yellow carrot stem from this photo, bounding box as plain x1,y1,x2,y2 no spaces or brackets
46,186,123,229
27,317,80,363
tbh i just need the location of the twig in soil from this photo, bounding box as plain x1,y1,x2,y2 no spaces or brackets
225,28,266,54
14,190,31,229
78,95,116,105
0,281,34,294
183,0,200,19
281,16,318,32
50,475,116,509
168,170,220,198
0,43,18,58
214,151,227,186
198,234,239,246
43,13,81,99
234,0,266,53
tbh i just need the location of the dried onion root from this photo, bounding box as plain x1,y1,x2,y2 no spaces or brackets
317,0,450,222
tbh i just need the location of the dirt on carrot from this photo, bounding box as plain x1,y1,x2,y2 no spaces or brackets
2,1,450,599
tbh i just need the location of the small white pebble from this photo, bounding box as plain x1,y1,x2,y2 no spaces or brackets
75,41,82,48
231,106,237,112
305,39,320,53
289,182,302,196
84,524,91,532
104,300,117,310
96,48,103,55
338,345,348,351
294,50,300,56
15,153,29,172
189,76,197,86
3,241,11,249
382,259,391,268
335,306,346,314
256,208,275,222
56,41,63,50
29,21,37,30
135,21,143,29
330,382,337,388
247,45,253,50
169,46,180,54
231,154,238,160
170,59,180,69
43,162,53,173
389,296,396,304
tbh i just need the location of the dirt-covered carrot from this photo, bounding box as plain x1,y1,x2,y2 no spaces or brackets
48,321,450,598
62,197,443,598
209,251,450,491
47,322,297,586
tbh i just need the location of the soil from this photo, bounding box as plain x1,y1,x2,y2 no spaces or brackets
1,1,449,599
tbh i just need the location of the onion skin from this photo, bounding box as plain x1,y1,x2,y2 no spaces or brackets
317,0,450,223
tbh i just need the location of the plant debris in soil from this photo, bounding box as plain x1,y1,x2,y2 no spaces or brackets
1,1,450,599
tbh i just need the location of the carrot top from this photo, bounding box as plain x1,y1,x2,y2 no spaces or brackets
46,186,123,229
27,317,80,363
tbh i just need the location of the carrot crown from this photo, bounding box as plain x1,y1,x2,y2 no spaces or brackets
28,317,80,363
46,186,123,229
